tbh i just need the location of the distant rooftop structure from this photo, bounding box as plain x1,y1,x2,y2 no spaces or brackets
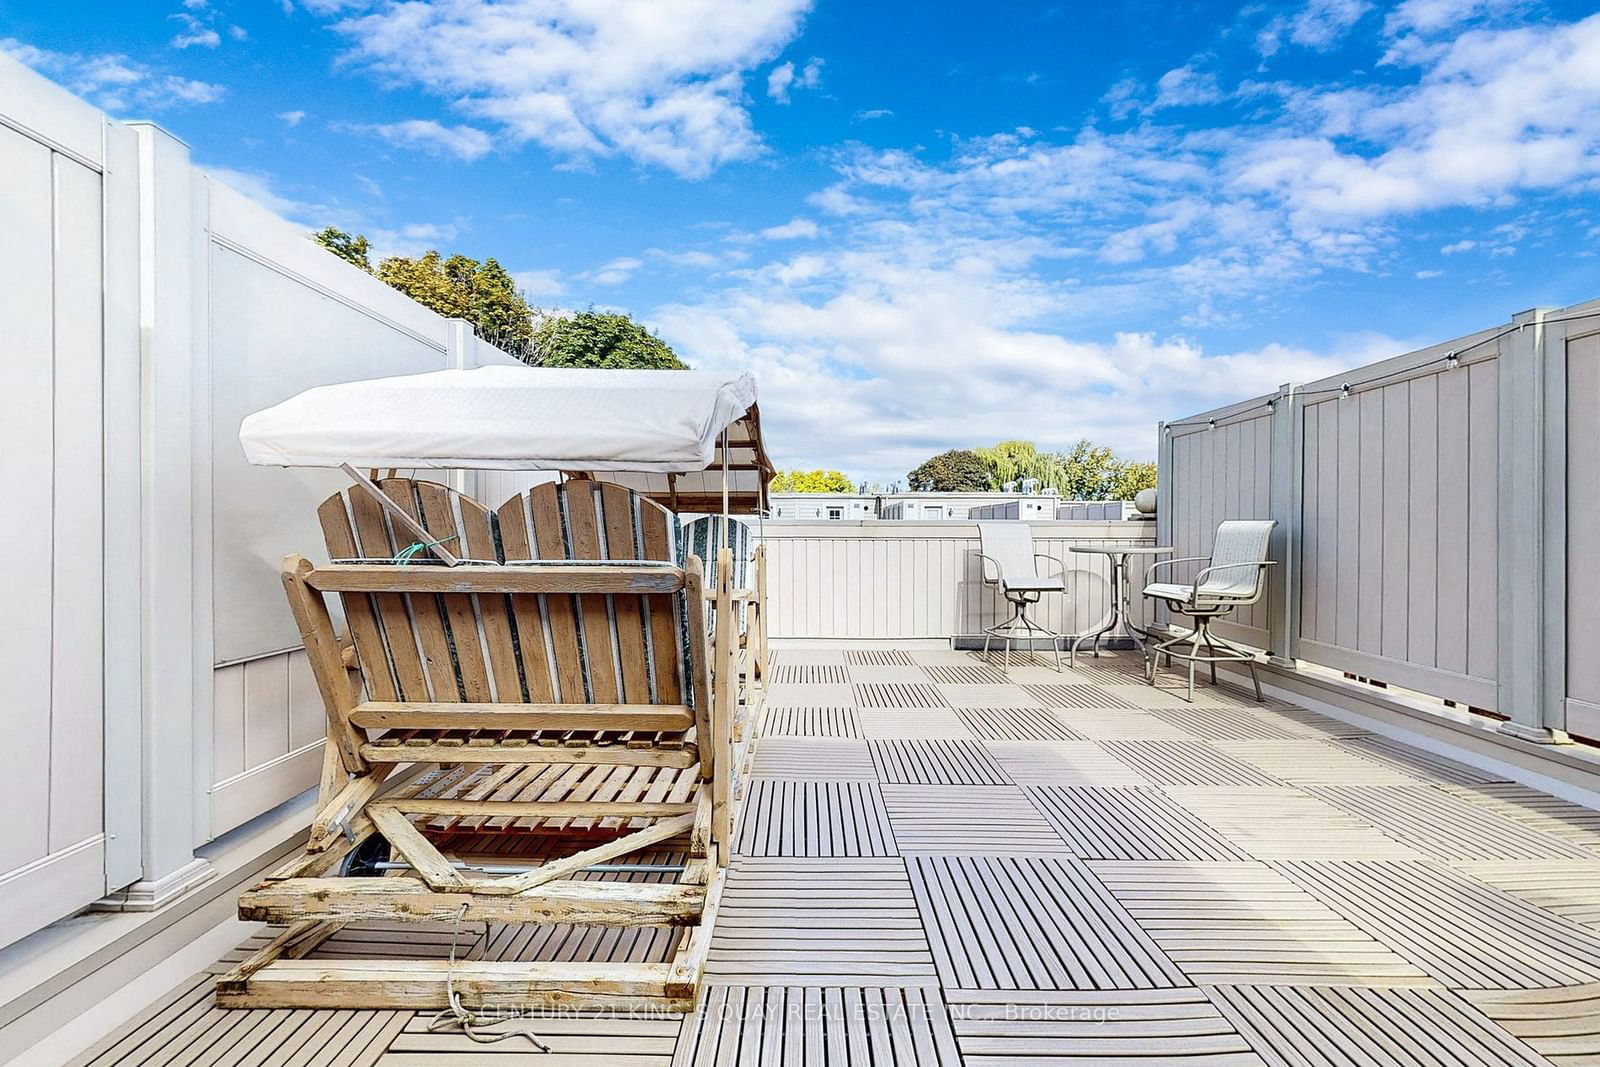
771,488,1135,521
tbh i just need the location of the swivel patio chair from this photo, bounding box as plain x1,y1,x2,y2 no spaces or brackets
1142,519,1277,702
977,522,1068,672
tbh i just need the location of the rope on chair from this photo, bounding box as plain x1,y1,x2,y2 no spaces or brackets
425,904,553,1052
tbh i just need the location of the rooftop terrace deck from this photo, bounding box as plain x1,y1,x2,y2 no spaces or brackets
70,648,1600,1066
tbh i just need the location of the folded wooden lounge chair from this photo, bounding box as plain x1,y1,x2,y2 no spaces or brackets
222,478,732,1012
684,514,768,732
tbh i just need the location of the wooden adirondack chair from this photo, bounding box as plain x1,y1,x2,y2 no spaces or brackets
222,478,730,1012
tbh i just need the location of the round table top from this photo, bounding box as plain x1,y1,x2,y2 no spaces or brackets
1068,544,1174,556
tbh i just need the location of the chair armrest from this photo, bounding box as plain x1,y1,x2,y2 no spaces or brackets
1033,553,1066,579
977,552,1003,584
1192,559,1277,589
1141,555,1210,580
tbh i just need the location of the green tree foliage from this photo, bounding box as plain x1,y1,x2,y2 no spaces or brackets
909,439,1157,499
528,310,687,369
907,449,992,492
377,251,534,358
771,469,854,493
313,227,371,272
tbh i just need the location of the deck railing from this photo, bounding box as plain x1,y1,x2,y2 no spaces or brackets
1159,298,1600,743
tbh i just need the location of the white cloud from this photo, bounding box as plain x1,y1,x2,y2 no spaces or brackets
277,109,307,126
319,0,813,178
1415,268,1444,277
1151,64,1222,111
356,119,494,161
512,269,565,299
767,56,822,103
1,37,225,109
759,217,819,240
854,108,893,121
585,256,643,286
1258,0,1372,56
1440,239,1476,253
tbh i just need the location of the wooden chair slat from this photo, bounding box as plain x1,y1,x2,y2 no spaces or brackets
564,482,621,705
415,481,493,703
494,495,557,703
529,482,587,702
457,497,524,702
639,502,683,705
348,484,430,701
381,481,462,701
601,483,654,705
317,493,397,703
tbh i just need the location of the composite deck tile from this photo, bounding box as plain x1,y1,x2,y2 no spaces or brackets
882,785,1071,854
946,987,1268,1065
953,705,1085,741
937,683,1046,708
869,738,1012,785
1460,982,1600,1066
846,648,917,665
1050,708,1194,740
68,972,410,1067
1099,740,1284,787
734,778,897,857
985,739,1152,786
1206,984,1551,1067
767,682,855,707
770,662,851,685
1054,651,1149,685
1331,733,1510,786
905,854,1187,990
856,707,977,740
674,984,962,1066
760,705,862,738
773,648,849,665
1453,861,1600,929
848,663,940,684
308,921,488,961
1148,706,1313,741
749,738,879,780
853,682,949,708
921,663,1010,684
1306,785,1597,861
1442,782,1600,853
1090,861,1435,987
1254,706,1374,739
1216,739,1421,785
381,1010,682,1065
1023,682,1141,710
1276,860,1600,988
1164,787,1423,861
1027,787,1253,861
705,858,937,985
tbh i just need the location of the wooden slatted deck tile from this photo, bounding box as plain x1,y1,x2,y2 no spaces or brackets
953,705,1085,741
946,988,1267,1066
883,785,1070,854
1460,982,1600,1066
985,740,1151,786
1090,861,1435,987
1306,786,1597,860
853,682,949,708
1049,709,1194,740
68,972,410,1067
750,737,879,779
1207,984,1551,1066
1164,787,1423,860
705,858,938,984
849,664,940,684
771,663,851,685
1442,782,1600,853
380,1011,682,1065
1332,733,1509,786
856,707,976,739
760,705,862,738
869,739,1011,785
905,854,1186,990
1277,860,1600,988
1148,707,1312,741
1100,741,1284,787
1027,787,1252,861
674,984,962,1066
922,663,1010,684
1216,739,1421,785
1454,861,1600,929
1024,683,1140,710
735,778,897,857
847,648,917,665
938,683,1046,708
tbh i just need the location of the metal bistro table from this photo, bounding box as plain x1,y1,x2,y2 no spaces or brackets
1068,544,1173,668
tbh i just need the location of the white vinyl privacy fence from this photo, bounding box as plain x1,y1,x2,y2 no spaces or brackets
0,56,524,950
1159,298,1600,744
763,521,1157,641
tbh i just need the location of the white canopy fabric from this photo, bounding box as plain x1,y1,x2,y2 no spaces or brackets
240,366,758,472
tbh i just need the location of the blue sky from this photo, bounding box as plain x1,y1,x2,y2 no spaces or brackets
4,0,1598,484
